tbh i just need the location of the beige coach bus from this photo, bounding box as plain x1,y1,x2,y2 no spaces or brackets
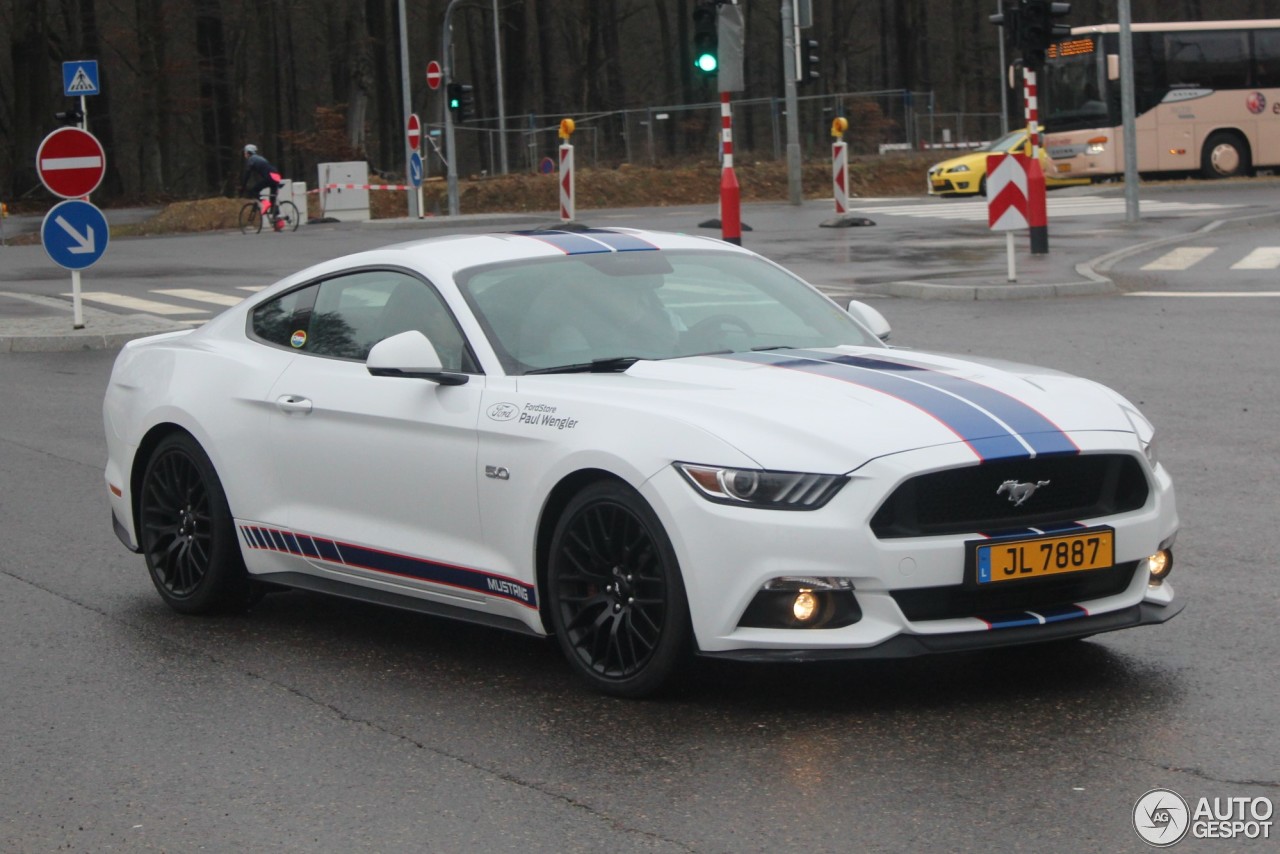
1040,20,1280,181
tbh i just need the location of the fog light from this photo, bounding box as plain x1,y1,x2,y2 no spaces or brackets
1147,549,1173,585
792,590,818,622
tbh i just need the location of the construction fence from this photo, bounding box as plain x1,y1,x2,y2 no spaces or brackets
422,89,1005,179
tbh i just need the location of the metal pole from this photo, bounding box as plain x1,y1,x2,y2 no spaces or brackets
443,0,462,216
397,0,419,219
1119,0,1140,222
997,0,1009,135
492,0,509,174
781,0,803,206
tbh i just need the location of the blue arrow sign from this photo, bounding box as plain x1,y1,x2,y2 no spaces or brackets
409,151,424,188
63,60,100,97
42,200,109,270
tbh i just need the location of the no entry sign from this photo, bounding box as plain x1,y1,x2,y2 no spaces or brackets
37,127,106,199
407,114,421,151
426,60,442,90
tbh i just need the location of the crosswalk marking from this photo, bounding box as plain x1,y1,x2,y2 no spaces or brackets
1141,247,1216,271
153,288,245,306
76,292,210,315
847,195,1239,222
1230,247,1280,270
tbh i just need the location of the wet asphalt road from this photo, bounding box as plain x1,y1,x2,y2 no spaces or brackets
2,186,1278,852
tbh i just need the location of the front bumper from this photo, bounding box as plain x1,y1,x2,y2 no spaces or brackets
701,599,1184,661
642,439,1180,658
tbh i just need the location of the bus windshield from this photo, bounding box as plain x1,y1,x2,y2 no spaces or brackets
1042,37,1112,132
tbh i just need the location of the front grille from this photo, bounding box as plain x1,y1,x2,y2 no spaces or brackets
891,561,1139,622
871,454,1149,539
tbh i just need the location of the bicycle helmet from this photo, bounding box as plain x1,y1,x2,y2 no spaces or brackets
244,144,258,154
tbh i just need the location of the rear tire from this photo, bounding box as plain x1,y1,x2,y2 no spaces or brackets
238,202,263,234
1201,132,1250,179
139,433,252,614
275,200,301,232
546,481,691,697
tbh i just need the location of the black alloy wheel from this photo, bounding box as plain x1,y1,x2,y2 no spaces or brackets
547,481,691,697
139,433,251,614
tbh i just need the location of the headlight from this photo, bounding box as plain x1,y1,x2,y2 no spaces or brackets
951,164,970,173
674,463,848,510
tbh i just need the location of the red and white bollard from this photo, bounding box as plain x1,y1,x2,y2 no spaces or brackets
559,118,575,224
719,92,742,246
831,117,850,215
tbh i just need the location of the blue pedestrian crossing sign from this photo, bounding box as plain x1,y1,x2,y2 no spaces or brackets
409,152,424,188
42,200,109,270
63,60,100,96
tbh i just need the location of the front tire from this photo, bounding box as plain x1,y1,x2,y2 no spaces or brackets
139,433,251,614
238,202,262,234
547,481,691,697
1201,132,1250,179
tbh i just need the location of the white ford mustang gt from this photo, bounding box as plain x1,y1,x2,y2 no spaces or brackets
104,228,1182,696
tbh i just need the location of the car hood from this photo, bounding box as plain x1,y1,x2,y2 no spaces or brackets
930,150,990,173
606,347,1133,472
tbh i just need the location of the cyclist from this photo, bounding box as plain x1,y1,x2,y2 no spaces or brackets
241,144,285,231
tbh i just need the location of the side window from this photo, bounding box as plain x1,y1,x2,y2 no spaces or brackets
304,270,470,370
1164,31,1249,90
1256,31,1280,88
251,284,318,348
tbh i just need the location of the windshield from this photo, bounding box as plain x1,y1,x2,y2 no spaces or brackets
1042,36,1112,131
983,130,1027,153
457,249,881,375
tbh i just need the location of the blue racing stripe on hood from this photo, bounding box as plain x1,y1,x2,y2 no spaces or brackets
727,351,1031,461
796,351,1079,457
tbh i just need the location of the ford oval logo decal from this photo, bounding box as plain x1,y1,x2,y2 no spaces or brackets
487,402,519,422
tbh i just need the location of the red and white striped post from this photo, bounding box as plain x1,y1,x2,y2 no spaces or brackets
719,92,742,245
831,117,850,214
559,118,575,223
1023,67,1049,255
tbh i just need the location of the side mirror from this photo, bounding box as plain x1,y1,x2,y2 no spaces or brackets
846,300,891,342
366,330,468,385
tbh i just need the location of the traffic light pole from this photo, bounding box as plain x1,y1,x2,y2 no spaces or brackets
442,0,462,217
397,0,419,220
781,0,802,206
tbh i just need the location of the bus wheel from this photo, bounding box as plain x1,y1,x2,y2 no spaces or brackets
1201,132,1250,179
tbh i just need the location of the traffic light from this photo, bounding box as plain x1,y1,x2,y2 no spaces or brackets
55,107,84,126
797,37,820,86
989,2,1021,46
692,0,718,75
447,82,475,121
1020,1,1071,67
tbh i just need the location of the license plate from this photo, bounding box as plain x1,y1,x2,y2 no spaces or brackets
973,528,1114,585
1057,163,1073,173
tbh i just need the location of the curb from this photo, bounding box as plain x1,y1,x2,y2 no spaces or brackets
0,292,185,354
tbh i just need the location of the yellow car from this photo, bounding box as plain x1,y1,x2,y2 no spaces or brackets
927,130,1088,196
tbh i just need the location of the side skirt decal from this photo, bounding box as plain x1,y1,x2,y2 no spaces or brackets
237,524,537,609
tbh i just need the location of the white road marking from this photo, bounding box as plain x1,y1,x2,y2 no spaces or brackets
1140,247,1216,271
153,288,244,306
1229,247,1280,270
1126,291,1280,297
74,292,209,315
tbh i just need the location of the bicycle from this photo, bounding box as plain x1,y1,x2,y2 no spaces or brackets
239,190,300,234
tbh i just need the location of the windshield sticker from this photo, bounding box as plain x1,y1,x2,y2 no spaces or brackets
290,330,307,348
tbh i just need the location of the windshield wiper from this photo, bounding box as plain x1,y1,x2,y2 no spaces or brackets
524,356,644,375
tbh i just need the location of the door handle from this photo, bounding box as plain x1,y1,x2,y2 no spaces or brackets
275,394,313,414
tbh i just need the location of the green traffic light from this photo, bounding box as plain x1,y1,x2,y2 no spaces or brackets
695,53,718,73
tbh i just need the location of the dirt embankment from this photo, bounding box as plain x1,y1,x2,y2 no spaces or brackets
8,154,935,241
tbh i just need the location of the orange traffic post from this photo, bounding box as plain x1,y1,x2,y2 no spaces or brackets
558,118,575,223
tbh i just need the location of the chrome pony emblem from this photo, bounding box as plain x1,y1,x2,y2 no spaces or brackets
997,479,1050,507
